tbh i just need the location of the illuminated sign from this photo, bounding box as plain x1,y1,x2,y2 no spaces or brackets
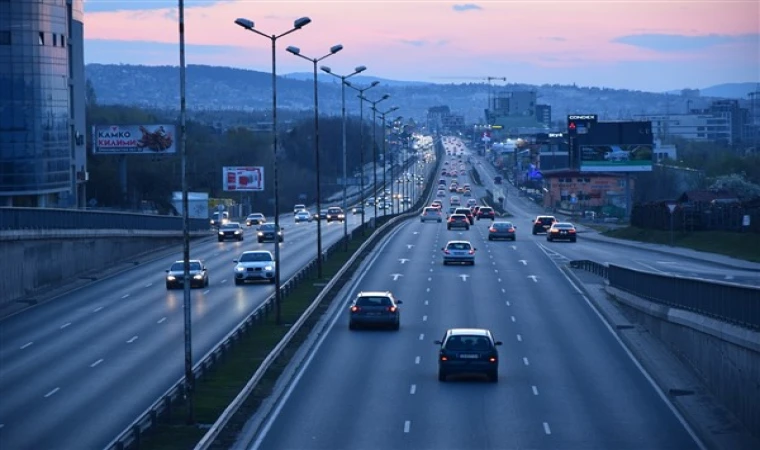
548,133,563,138
568,115,597,120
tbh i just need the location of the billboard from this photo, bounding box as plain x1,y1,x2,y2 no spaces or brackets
223,166,265,192
92,124,176,154
579,144,654,172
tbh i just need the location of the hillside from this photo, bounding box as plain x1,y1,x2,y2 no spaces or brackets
85,64,751,123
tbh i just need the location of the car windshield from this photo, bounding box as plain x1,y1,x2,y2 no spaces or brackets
445,335,491,351
239,252,272,262
221,223,239,230
480,208,493,212
539,217,556,223
328,208,341,213
455,209,470,215
170,261,201,271
259,224,278,231
451,215,466,220
356,296,392,307
447,242,471,250
555,223,574,229
494,223,513,229
297,210,308,215
423,208,438,213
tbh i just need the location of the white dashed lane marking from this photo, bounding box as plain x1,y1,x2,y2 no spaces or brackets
157,317,167,324
126,336,138,344
121,294,130,299
516,334,522,342
532,385,539,395
60,322,71,330
44,387,60,398
404,420,411,433
410,384,416,394
90,358,104,368
511,315,516,322
415,356,421,364
93,306,103,312
20,342,33,350
423,315,428,322
419,333,425,340
543,422,551,435
523,357,530,366
145,283,152,287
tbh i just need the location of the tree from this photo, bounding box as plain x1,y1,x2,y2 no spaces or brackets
709,174,760,200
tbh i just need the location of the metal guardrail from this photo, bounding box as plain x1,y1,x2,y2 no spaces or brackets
0,207,209,231
570,260,759,331
104,144,443,450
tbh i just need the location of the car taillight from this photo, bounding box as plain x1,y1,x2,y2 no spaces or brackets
350,306,360,312
489,228,496,232
508,228,515,232
469,249,475,255
569,229,576,233
489,357,497,363
535,221,542,225
444,250,450,254
441,356,448,361
388,306,397,312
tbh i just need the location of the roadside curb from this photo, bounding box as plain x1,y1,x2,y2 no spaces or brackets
560,266,758,450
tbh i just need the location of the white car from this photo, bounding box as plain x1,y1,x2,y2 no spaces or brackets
294,210,312,222
234,251,275,285
293,204,306,214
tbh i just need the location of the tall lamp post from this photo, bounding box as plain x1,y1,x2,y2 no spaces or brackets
321,65,366,251
285,44,343,279
345,80,379,234
361,94,389,220
177,0,194,424
375,107,399,215
234,16,311,325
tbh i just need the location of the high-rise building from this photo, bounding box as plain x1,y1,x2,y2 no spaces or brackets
0,0,86,208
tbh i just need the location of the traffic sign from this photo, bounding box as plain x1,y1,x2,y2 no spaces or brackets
666,203,677,214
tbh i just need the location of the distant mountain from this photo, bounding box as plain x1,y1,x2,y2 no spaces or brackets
700,83,759,99
282,72,433,87
84,63,754,124
666,82,759,99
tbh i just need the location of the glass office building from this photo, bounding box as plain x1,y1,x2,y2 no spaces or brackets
0,0,86,207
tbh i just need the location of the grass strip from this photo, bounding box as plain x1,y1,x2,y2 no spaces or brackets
602,226,760,263
469,168,482,186
137,234,376,450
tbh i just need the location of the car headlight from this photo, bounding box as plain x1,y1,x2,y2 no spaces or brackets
218,231,224,235
234,230,241,234
277,231,282,235
167,275,176,280
264,265,273,271
235,266,245,272
338,214,345,218
193,274,203,280
257,232,264,236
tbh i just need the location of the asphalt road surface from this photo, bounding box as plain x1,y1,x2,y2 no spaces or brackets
250,196,703,450
0,161,433,450
247,138,706,450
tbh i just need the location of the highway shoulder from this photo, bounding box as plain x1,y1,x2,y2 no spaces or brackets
561,266,760,450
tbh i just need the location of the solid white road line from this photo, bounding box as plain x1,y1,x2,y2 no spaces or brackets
90,358,104,368
20,342,33,350
44,387,60,398
543,422,551,435
404,420,411,433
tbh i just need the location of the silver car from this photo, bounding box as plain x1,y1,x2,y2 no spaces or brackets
233,251,275,285
294,210,312,223
442,240,476,265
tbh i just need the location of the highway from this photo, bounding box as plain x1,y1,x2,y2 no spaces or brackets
244,136,739,450
0,151,434,450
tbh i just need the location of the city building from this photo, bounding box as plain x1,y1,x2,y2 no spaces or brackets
485,90,552,129
0,0,86,208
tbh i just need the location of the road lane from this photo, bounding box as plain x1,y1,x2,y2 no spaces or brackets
0,163,436,450
250,198,701,450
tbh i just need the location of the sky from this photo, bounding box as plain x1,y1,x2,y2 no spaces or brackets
82,0,760,93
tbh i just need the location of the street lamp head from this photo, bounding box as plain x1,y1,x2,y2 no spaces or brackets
286,46,301,56
294,17,312,29
330,44,344,54
320,65,332,74
234,18,254,30
354,65,367,74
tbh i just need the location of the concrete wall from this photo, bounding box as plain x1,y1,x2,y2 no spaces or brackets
607,286,760,440
0,230,202,309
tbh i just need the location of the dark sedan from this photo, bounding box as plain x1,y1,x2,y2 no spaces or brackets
547,222,577,242
257,223,284,243
477,206,496,221
348,291,403,330
488,221,516,241
435,328,502,382
217,222,244,242
165,260,208,289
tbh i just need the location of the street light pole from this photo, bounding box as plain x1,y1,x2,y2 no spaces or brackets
235,16,311,325
321,65,367,251
362,95,389,221
376,108,399,215
285,44,343,279
178,0,194,425
345,81,380,235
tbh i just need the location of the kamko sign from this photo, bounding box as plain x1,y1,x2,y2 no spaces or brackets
92,124,176,154
222,166,265,192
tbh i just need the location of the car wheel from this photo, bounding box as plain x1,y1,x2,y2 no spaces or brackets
512,236,516,241
547,237,552,241
257,238,263,243
438,370,447,382
489,370,498,382
205,278,209,287
447,226,451,230
443,261,448,266
437,219,442,223
488,236,492,241
571,238,577,242
165,283,172,290
532,231,537,235
217,238,223,242
349,321,356,330
465,226,470,230
392,321,400,331
270,278,276,284
234,279,242,286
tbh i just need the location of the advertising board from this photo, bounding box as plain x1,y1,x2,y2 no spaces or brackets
222,166,265,192
92,124,176,154
579,144,653,172
171,192,209,218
